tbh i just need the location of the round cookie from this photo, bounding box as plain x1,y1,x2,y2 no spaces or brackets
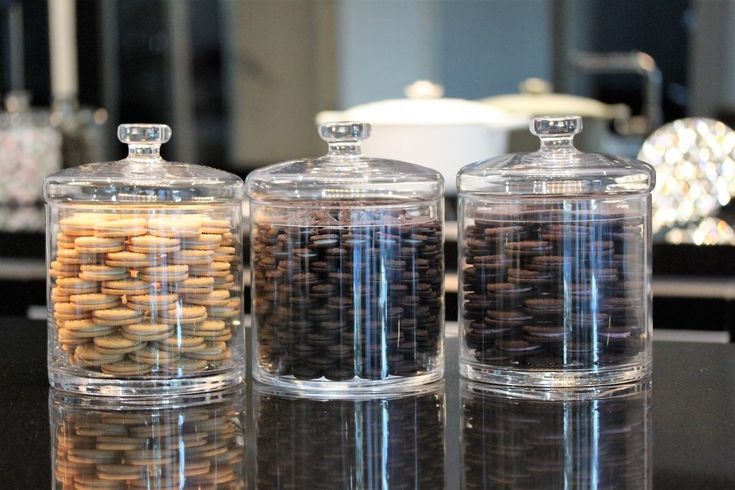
100,360,152,376
212,246,236,263
94,334,146,355
156,335,206,353
183,290,229,306
105,251,163,268
125,294,179,312
94,218,147,238
57,232,77,249
92,308,144,326
70,293,121,311
199,218,231,234
206,299,240,319
66,448,120,464
180,320,226,336
162,357,209,374
171,249,214,265
174,277,214,294
54,302,91,321
57,328,93,346
128,235,181,254
184,341,228,361
56,248,103,265
95,435,144,451
181,234,222,251
121,323,174,342
55,277,99,295
213,273,235,290
74,343,126,366
147,217,203,238
137,265,189,283
128,345,179,366
160,305,208,325
101,280,151,296
74,237,126,254
123,448,176,466
95,464,144,481
79,265,130,282
188,261,230,278
59,215,101,237
220,231,235,246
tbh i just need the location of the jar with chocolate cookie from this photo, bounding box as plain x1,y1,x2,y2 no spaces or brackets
457,116,655,387
246,122,445,393
44,124,245,396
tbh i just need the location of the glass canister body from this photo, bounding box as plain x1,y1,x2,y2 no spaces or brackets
248,122,445,392
458,116,654,387
45,124,245,396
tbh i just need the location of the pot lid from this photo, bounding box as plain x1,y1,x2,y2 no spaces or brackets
317,80,527,128
482,78,628,120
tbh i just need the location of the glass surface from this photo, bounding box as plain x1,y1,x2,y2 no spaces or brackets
247,122,445,392
457,117,654,387
254,382,445,488
461,380,651,489
50,387,246,489
44,124,245,396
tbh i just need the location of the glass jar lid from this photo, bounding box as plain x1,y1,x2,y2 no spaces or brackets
457,116,655,196
44,124,244,203
245,121,444,204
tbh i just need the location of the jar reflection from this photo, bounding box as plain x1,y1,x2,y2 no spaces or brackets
50,388,246,489
460,381,651,490
254,384,445,489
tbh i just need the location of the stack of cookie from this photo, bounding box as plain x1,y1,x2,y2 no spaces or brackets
52,397,245,488
462,206,645,369
252,211,444,382
49,211,242,377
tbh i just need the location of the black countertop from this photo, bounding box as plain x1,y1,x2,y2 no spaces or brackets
1,316,734,489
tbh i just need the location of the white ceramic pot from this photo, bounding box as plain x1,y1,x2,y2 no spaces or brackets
316,81,528,195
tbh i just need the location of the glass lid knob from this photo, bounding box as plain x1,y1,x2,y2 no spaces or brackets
118,123,171,161
531,115,583,137
319,121,370,157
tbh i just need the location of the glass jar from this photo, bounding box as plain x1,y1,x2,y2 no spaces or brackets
246,121,445,392
457,116,655,387
44,124,245,396
254,383,445,488
50,387,246,489
461,380,651,489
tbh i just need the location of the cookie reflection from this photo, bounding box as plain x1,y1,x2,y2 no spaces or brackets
254,384,445,489
461,381,651,490
50,388,246,489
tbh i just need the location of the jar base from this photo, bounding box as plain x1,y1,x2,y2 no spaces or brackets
49,368,244,397
460,358,651,389
253,369,444,398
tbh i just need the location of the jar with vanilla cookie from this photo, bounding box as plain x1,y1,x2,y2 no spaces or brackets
44,124,245,396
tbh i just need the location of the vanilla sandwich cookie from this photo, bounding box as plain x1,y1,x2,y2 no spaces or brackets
121,323,174,342
147,216,203,238
74,422,129,437
74,344,126,366
156,335,206,353
171,249,214,265
160,305,208,325
72,474,127,490
66,448,120,465
183,290,229,306
183,341,228,361
80,265,130,282
51,260,81,272
95,436,145,451
220,231,235,246
94,334,147,354
181,234,222,251
212,246,236,263
59,215,102,237
186,466,235,486
100,360,152,376
206,299,240,319
179,320,226,337
127,235,181,254
183,440,230,458
101,280,151,296
188,261,230,277
92,308,144,326
95,464,144,481
125,294,179,313
74,236,126,254
94,218,147,238
105,251,164,268
159,459,212,477
123,448,177,466
173,276,215,294
128,345,179,366
51,287,71,303
161,357,209,374
54,302,91,320
137,265,188,283
70,293,121,311
56,248,104,265
213,273,235,290
199,218,231,234
57,232,77,249
211,329,233,342
64,320,117,339
57,328,93,346
55,277,99,296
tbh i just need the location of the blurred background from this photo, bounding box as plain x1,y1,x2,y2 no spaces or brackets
1,0,734,341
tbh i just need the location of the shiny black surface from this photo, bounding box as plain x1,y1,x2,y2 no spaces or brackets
1,316,734,489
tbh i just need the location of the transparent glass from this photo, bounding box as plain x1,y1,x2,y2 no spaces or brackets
254,382,445,488
460,380,651,489
457,116,655,387
44,124,245,396
50,387,246,489
247,122,445,393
